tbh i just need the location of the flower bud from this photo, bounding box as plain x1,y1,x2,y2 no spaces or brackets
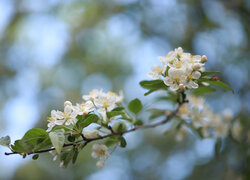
192,63,201,70
112,122,127,133
212,76,218,81
179,83,185,90
83,130,99,139
64,101,72,107
201,55,207,63
60,162,66,168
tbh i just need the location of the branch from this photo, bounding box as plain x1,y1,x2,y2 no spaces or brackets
5,91,187,156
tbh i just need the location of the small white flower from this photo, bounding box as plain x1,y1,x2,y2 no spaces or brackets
164,68,186,91
62,105,78,126
147,64,166,79
94,92,116,111
82,89,103,102
91,143,110,168
184,68,201,89
75,101,94,116
46,110,65,132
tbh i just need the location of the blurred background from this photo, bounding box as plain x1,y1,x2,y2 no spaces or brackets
0,0,249,179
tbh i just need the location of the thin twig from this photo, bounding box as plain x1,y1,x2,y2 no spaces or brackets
5,92,187,156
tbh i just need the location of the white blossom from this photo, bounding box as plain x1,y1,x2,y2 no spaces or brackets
147,64,166,79
91,143,110,169
75,101,94,116
164,68,186,91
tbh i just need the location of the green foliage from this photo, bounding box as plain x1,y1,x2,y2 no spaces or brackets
60,147,75,168
75,114,99,132
128,98,142,114
107,111,124,118
200,79,233,92
119,136,127,148
140,80,168,96
11,129,52,153
32,154,39,160
201,71,220,76
49,129,65,154
192,86,216,96
0,136,11,147
112,122,127,132
157,92,178,103
148,108,166,120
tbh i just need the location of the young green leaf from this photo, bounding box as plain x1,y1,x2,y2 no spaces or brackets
148,108,166,120
106,111,124,118
119,136,127,148
49,129,65,154
12,128,52,153
192,86,216,96
201,79,233,93
111,107,125,111
76,114,99,131
32,154,39,160
201,71,220,76
140,80,167,90
0,136,11,147
128,98,142,114
60,148,75,168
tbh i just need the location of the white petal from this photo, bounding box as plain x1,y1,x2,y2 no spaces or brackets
170,84,179,91
192,71,201,79
164,77,172,86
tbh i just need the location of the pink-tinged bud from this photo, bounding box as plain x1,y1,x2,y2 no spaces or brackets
179,84,185,90
201,55,207,63
193,64,201,70
212,76,218,81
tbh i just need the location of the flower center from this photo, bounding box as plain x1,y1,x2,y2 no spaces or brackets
173,77,180,84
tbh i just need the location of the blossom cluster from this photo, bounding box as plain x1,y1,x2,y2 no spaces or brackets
47,89,123,132
148,47,207,91
176,96,242,141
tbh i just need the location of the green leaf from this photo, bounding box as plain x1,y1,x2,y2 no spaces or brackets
128,98,142,114
68,135,76,142
107,111,124,118
12,128,52,153
49,129,65,154
200,79,233,93
32,154,39,160
148,108,166,120
72,146,79,164
105,136,119,147
192,86,216,96
157,92,178,103
0,136,11,147
134,120,143,126
76,114,99,131
144,89,156,96
215,138,223,156
119,136,127,148
51,125,73,132
140,80,167,90
60,147,75,168
111,107,124,111
112,122,127,132
201,71,220,76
